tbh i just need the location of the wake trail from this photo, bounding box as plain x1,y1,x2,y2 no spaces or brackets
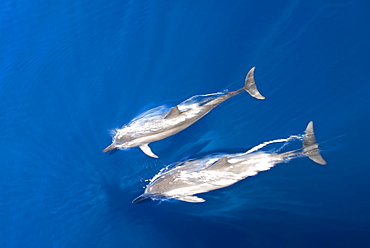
245,135,303,154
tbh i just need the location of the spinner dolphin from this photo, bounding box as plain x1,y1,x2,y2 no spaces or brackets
133,121,327,203
103,67,264,158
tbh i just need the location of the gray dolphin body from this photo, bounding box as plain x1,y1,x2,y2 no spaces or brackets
103,67,264,158
133,121,327,203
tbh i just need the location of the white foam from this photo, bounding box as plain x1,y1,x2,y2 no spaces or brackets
245,135,303,154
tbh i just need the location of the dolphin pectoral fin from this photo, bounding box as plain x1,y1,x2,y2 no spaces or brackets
209,156,231,170
139,144,159,158
165,106,181,119
243,67,265,100
176,195,205,203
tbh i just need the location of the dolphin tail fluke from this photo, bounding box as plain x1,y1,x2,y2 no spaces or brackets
132,194,150,203
103,144,116,153
302,121,327,165
243,67,265,100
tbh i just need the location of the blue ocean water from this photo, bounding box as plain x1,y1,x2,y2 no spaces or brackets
1,0,369,247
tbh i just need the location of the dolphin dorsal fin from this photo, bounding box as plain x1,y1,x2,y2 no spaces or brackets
210,156,231,169
139,144,159,158
176,195,205,203
165,106,181,119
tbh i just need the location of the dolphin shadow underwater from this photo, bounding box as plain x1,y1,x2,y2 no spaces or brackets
133,121,327,204
103,67,264,158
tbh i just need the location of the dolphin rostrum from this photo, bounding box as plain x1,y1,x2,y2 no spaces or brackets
132,121,327,203
103,67,265,158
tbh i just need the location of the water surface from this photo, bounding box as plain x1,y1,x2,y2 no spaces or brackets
1,0,369,247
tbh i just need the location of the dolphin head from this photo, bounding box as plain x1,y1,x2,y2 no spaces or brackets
102,143,118,152
102,140,131,152
132,194,151,203
103,131,134,152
